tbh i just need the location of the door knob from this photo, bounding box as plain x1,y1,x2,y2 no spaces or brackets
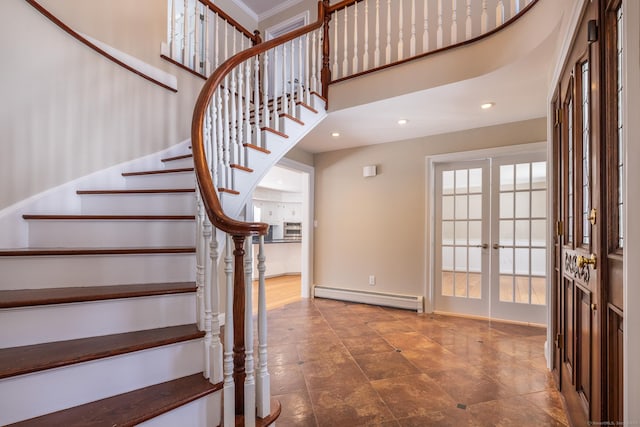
474,243,488,249
577,254,597,269
492,243,506,250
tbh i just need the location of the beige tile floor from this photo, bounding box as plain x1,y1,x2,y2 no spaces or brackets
259,276,568,426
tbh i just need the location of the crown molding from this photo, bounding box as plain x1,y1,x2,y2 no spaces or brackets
227,0,259,23
258,0,304,21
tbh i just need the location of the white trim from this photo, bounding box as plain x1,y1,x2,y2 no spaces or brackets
264,10,309,40
314,286,424,312
79,32,178,91
228,0,259,23
277,157,315,300
258,0,305,22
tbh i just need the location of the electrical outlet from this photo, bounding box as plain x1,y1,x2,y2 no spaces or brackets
369,275,376,286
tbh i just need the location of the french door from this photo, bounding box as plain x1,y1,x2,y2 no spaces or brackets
434,155,547,324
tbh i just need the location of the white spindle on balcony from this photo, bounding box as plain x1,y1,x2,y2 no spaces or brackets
343,8,349,77
451,0,458,45
332,15,339,77
353,5,359,74
410,0,416,56
437,0,443,48
496,0,505,26
423,0,429,52
363,0,370,70
374,0,380,67
397,0,404,61
385,0,391,63
481,0,488,33
466,0,472,40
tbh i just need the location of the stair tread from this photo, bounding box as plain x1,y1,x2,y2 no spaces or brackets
11,373,221,427
0,282,196,309
0,324,203,380
161,153,193,162
122,167,193,176
77,188,195,195
0,247,196,256
22,214,195,220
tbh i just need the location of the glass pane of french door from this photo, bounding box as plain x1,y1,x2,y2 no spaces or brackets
434,161,490,317
491,154,547,324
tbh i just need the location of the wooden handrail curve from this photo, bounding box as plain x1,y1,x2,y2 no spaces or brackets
25,0,177,93
191,1,328,237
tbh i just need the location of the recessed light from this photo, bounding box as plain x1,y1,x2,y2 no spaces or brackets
481,102,495,110
331,132,340,137
398,119,408,125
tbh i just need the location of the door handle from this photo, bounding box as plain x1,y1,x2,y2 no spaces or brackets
474,243,488,249
492,243,506,249
577,254,597,269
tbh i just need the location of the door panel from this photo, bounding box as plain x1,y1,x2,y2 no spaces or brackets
552,0,624,423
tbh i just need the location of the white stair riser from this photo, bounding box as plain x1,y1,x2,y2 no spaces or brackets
80,193,196,215
27,220,195,248
0,339,203,425
161,157,194,168
0,293,196,348
124,172,195,189
0,253,195,289
138,393,221,427
279,116,305,137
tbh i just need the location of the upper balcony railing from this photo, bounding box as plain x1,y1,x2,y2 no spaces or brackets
164,0,261,78
326,0,537,83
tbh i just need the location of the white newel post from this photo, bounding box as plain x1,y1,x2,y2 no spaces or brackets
243,239,256,427
223,235,235,427
256,236,271,417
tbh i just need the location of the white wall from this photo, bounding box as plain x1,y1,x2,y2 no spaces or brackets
0,0,210,210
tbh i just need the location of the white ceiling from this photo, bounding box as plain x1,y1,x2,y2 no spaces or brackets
234,0,303,19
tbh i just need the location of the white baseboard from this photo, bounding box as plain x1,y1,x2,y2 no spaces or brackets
314,286,423,313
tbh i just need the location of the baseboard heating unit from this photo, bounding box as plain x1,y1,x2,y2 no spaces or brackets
314,286,424,313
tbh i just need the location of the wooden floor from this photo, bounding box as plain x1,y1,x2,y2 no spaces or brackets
260,275,567,426
252,274,302,312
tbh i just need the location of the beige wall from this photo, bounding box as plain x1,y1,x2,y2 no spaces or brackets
313,117,546,297
259,0,319,37
0,0,208,210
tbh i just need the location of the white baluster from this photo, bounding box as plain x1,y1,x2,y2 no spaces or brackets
398,0,404,61
481,0,488,33
253,54,261,147
451,0,458,44
496,0,505,26
209,229,223,384
204,6,210,75
236,55,244,169
317,28,323,90
332,14,338,78
216,88,224,189
202,215,213,378
290,39,296,112
243,239,256,427
363,0,370,71
312,31,318,92
222,79,230,189
410,0,416,56
282,42,289,118
194,1,201,72
255,236,271,417
272,46,280,132
465,0,472,40
342,8,349,77
353,5,359,74
183,0,189,65
230,70,238,174
223,234,235,427
170,0,177,59
298,36,305,105
244,57,252,153
262,50,270,133
423,0,429,52
304,33,311,105
510,0,519,18
374,0,380,67
196,192,205,331
436,0,443,49
385,0,391,64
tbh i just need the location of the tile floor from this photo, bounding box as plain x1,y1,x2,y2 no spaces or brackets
265,297,568,426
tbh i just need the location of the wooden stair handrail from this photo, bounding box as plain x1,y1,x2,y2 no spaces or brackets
191,1,328,237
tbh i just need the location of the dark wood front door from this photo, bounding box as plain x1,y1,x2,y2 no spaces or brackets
551,0,624,424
